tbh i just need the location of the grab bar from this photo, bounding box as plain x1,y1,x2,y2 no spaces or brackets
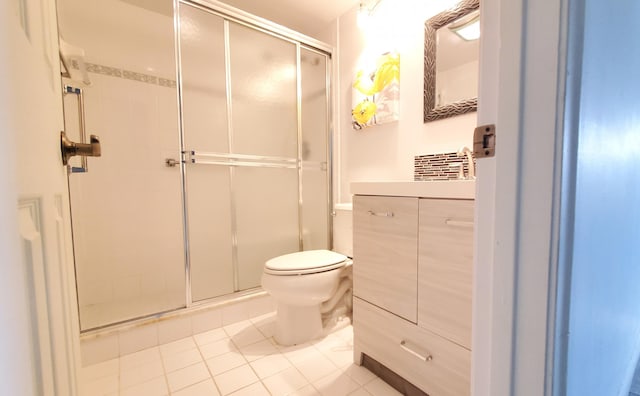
190,158,297,169
187,150,326,170
62,85,101,172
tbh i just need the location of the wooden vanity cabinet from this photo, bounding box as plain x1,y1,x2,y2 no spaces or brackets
352,195,418,323
418,198,474,349
353,194,474,396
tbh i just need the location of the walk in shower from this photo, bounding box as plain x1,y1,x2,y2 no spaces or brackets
57,0,332,331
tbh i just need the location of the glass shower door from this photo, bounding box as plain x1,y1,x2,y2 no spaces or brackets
58,0,185,330
179,4,234,302
300,48,331,250
181,6,323,299
228,22,301,290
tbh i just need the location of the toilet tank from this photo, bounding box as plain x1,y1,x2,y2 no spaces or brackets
333,203,353,257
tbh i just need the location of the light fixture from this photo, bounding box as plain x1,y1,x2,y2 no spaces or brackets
448,10,480,41
357,0,382,28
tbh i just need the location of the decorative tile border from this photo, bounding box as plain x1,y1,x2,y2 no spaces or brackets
71,61,176,88
414,152,476,181
86,63,122,78
158,77,177,88
122,69,158,85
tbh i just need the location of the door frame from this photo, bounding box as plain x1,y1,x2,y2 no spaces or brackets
473,0,570,394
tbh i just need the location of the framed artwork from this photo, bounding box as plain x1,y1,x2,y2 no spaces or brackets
352,51,400,129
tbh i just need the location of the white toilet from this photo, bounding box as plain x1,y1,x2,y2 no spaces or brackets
261,249,352,346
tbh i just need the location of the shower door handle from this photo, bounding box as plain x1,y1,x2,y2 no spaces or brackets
60,131,101,167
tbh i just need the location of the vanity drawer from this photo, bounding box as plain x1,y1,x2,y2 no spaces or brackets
418,198,474,349
354,297,470,396
353,195,418,322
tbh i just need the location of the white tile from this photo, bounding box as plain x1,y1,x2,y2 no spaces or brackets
226,324,266,348
262,366,309,395
79,374,118,396
312,370,360,396
166,362,211,393
347,389,372,396
221,302,249,326
119,323,159,356
172,379,220,396
120,347,161,371
289,384,322,396
199,338,238,360
363,378,402,396
248,311,276,327
206,351,247,376
255,321,275,338
80,358,119,383
213,364,259,395
194,328,227,347
313,334,346,352
158,316,192,344
319,344,355,368
162,348,203,373
120,359,164,389
342,364,377,386
294,353,339,383
279,342,321,365
81,333,119,366
192,308,223,334
250,353,292,378
333,326,354,343
245,295,276,319
238,338,278,362
160,336,197,357
228,381,270,396
120,376,169,396
223,320,251,336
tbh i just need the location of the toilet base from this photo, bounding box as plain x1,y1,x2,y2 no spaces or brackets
274,303,323,346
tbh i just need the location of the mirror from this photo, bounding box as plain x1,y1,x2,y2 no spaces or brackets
424,0,480,122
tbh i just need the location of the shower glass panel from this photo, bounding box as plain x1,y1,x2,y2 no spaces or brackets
179,5,234,302
235,167,300,290
300,48,330,250
57,0,185,330
228,23,299,158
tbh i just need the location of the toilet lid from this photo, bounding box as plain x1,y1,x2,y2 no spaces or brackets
265,250,347,275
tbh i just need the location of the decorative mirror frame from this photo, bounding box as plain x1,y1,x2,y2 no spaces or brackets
423,0,480,122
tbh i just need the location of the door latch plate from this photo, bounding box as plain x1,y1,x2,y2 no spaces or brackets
473,124,496,158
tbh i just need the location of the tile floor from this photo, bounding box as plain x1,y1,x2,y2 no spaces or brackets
79,313,401,396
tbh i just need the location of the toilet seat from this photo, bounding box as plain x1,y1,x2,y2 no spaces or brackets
264,250,347,276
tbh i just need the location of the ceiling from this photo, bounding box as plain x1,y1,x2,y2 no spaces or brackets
219,0,360,37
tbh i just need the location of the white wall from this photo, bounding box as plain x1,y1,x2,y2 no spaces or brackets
318,0,478,203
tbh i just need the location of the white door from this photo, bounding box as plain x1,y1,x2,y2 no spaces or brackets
0,1,79,395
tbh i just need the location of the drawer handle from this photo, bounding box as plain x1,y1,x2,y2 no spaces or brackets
400,340,433,362
368,210,394,217
444,218,473,228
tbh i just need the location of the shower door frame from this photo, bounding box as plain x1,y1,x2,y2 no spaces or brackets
174,0,335,309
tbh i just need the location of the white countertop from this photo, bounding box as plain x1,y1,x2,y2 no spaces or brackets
351,180,476,199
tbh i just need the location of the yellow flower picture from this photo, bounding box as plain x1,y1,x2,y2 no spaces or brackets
352,51,400,129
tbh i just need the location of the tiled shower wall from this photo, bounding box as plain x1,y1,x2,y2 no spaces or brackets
414,152,476,181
